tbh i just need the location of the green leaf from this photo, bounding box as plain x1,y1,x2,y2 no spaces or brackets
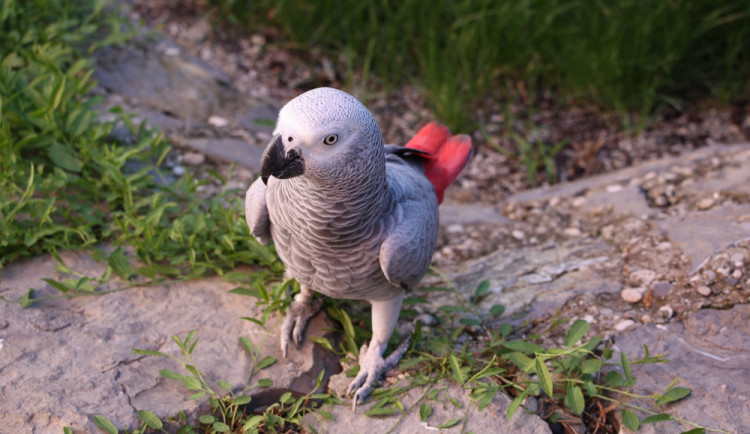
565,320,590,347
257,378,273,387
93,415,118,434
138,410,163,429
42,278,70,294
621,352,634,386
132,348,170,358
239,336,255,354
506,388,530,419
181,377,202,390
419,403,432,421
63,428,73,434
436,418,461,428
243,415,264,431
234,395,252,405
212,421,230,432
159,369,184,380
535,358,554,397
656,387,691,405
503,340,543,354
474,280,490,298
581,358,602,374
189,391,206,400
641,413,672,424
363,406,400,416
199,415,215,424
621,409,640,431
438,305,469,313
310,336,334,351
564,385,584,415
459,317,481,326
108,247,134,280
449,353,466,384
679,428,705,434
49,76,66,112
217,380,232,390
489,304,505,316
507,352,535,373
257,356,276,370
47,143,83,172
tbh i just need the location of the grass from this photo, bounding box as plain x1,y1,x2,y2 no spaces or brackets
207,0,750,132
0,0,735,433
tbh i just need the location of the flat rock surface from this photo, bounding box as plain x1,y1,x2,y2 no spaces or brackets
0,251,340,433
612,304,750,433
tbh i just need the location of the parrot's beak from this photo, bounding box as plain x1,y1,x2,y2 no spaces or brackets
260,134,304,185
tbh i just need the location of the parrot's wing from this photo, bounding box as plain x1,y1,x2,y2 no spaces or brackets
379,157,439,290
245,177,273,245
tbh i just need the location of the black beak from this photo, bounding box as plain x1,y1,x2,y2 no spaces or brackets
260,134,304,185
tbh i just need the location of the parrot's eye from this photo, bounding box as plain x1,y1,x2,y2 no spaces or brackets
323,134,338,145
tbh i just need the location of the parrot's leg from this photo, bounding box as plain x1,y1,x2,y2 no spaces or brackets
280,284,322,358
347,292,410,410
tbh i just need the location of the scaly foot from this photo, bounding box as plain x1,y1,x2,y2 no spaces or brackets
280,288,322,357
347,336,411,410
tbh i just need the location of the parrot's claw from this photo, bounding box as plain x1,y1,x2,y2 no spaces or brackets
348,336,411,411
280,297,323,358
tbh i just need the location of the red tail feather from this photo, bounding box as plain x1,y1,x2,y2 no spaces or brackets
405,122,473,204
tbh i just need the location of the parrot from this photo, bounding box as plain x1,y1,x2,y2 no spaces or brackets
244,87,472,407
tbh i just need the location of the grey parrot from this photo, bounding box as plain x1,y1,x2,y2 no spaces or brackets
244,87,472,407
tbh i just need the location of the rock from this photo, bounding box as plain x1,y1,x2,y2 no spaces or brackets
208,115,229,127
657,305,674,322
304,381,551,434
182,151,206,166
696,197,716,210
703,269,717,285
512,230,526,240
621,288,643,304
629,269,657,286
172,165,186,176
445,239,619,322
611,305,750,433
652,281,672,298
0,250,341,432
696,286,712,296
563,227,582,237
179,137,266,170
614,319,636,332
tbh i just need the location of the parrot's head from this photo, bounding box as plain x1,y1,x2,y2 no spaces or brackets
260,87,385,187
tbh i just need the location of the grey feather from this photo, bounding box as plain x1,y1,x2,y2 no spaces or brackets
244,177,272,245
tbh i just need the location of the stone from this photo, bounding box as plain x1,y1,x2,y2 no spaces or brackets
0,250,341,432
696,197,716,210
172,165,186,176
611,305,750,433
208,115,229,127
652,281,672,298
703,269,717,285
303,381,551,434
697,286,712,296
657,203,750,273
179,137,266,170
621,288,643,303
512,230,526,240
629,269,657,286
182,151,206,166
614,319,636,331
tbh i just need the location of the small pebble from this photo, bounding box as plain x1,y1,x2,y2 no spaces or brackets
658,305,674,321
172,165,186,176
571,197,586,207
621,288,643,303
614,319,636,332
563,227,582,237
600,308,613,316
583,314,594,324
732,269,742,279
182,152,205,166
652,281,672,298
697,286,712,296
696,197,715,210
523,397,538,413
606,184,623,193
630,269,656,286
208,115,229,127
446,224,463,233
512,230,526,240
703,269,717,284
641,315,652,324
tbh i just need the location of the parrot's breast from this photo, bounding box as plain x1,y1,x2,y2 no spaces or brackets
266,178,400,301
